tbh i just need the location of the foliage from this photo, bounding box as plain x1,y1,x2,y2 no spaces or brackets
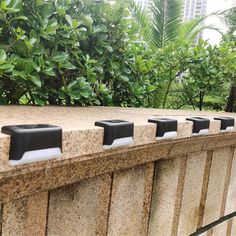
128,0,226,110
0,0,155,106
129,0,182,48
0,0,236,111
168,39,236,110
129,0,214,48
223,6,236,34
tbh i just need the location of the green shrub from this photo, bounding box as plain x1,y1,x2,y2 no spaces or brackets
1,0,236,110
0,0,156,106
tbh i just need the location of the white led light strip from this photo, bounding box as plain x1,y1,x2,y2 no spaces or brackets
103,137,134,149
192,129,209,136
156,131,177,140
9,147,62,166
220,126,234,132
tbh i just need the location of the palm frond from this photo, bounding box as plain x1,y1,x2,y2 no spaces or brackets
223,6,236,34
178,15,223,44
128,0,152,42
151,0,182,48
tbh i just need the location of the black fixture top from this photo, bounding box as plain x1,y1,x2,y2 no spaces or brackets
148,118,177,138
1,124,62,161
95,120,134,146
214,117,235,130
186,117,210,134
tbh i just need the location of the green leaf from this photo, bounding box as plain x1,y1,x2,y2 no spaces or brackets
33,95,45,106
105,45,113,52
68,91,81,100
61,61,76,70
52,52,69,62
72,19,79,29
93,25,107,34
0,63,14,72
25,61,34,73
32,62,40,72
10,16,28,22
44,18,58,35
59,31,70,38
95,47,103,55
68,80,78,89
30,75,42,87
6,0,22,12
147,85,156,92
44,67,56,76
0,49,7,64
95,66,103,73
65,14,73,28
119,75,129,82
78,15,93,27
80,90,90,98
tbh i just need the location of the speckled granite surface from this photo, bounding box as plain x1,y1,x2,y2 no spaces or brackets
0,106,236,235
0,106,234,174
0,106,235,202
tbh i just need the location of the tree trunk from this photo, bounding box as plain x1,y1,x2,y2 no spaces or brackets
225,85,236,112
199,91,205,111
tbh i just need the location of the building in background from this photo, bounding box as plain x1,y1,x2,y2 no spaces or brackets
135,0,208,22
182,0,208,41
183,0,207,21
135,0,152,8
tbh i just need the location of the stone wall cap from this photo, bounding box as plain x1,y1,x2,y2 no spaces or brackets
0,105,235,176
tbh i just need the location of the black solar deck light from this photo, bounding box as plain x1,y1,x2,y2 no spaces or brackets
214,117,235,132
1,124,62,165
95,120,134,149
148,118,178,140
186,117,210,136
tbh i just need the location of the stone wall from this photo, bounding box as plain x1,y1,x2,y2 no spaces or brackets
0,106,236,236
1,145,236,236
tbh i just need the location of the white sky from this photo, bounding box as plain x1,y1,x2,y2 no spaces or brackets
203,0,236,44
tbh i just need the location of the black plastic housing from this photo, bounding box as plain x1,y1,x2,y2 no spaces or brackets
148,118,177,138
186,117,210,134
1,124,62,161
95,120,134,145
214,117,235,131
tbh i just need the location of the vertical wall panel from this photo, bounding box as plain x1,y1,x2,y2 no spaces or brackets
225,148,236,215
203,148,232,226
2,198,27,236
2,191,48,236
148,156,186,236
107,163,154,236
177,151,207,236
230,218,236,236
47,174,112,236
211,221,228,236
0,205,2,235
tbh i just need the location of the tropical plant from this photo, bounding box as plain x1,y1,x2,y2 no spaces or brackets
129,0,213,48
175,39,236,111
1,0,235,111
128,0,220,108
0,0,156,106
223,6,236,34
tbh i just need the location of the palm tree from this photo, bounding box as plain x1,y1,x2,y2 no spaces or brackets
129,0,182,48
129,0,219,108
129,0,212,48
223,6,236,35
